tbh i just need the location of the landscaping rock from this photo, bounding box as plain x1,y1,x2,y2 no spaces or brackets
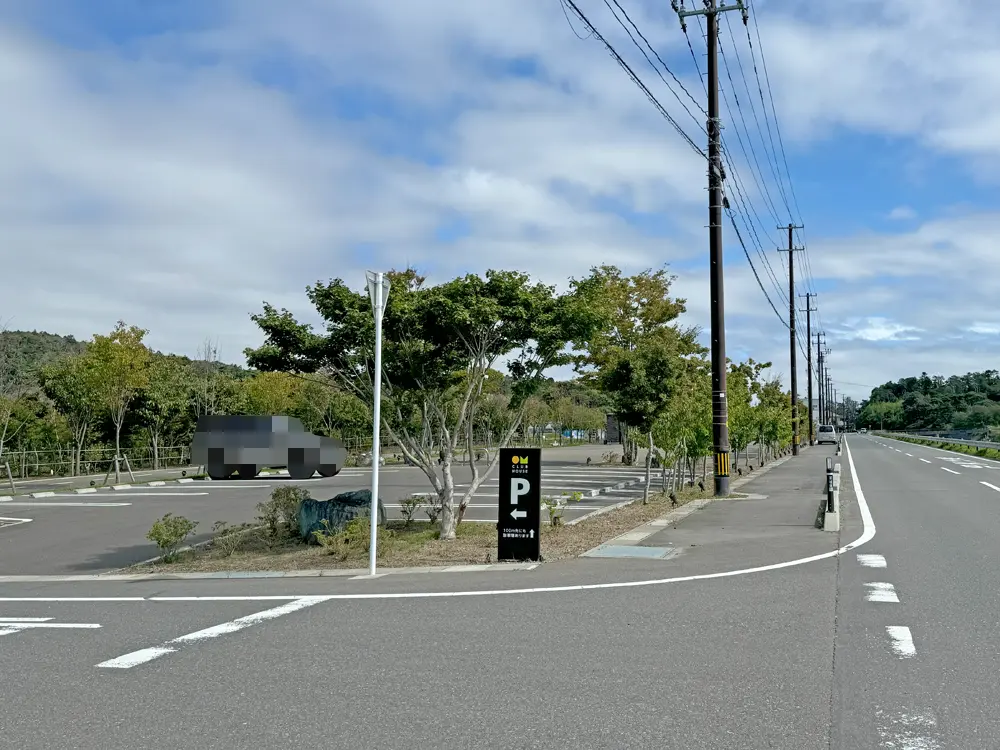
299,489,386,542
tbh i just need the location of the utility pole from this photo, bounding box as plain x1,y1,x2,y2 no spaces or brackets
672,0,747,496
833,388,838,428
800,293,817,445
816,333,825,425
780,224,804,454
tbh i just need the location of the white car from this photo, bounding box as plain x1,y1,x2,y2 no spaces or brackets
859,428,867,434
817,424,838,444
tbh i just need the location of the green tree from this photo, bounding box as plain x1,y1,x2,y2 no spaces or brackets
570,264,696,466
243,371,301,416
728,359,769,467
599,339,677,503
40,353,100,476
88,322,152,481
245,268,600,539
137,355,191,469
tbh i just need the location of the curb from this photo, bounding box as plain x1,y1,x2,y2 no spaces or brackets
0,470,299,500
0,561,541,583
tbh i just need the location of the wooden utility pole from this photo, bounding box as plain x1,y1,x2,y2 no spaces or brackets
780,224,804,454
672,0,747,496
800,293,817,445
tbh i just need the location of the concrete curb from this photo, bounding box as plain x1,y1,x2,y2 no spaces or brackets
0,561,541,583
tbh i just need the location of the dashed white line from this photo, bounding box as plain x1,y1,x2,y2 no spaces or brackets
919,458,932,463
886,626,916,657
980,481,1000,493
865,582,900,603
905,453,913,457
941,467,960,475
857,554,887,568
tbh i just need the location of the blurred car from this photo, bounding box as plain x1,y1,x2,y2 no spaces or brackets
190,415,347,480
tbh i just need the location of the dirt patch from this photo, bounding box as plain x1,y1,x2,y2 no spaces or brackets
132,485,716,573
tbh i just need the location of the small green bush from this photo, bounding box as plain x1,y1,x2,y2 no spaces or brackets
147,513,198,562
312,516,395,560
257,485,310,540
211,521,257,556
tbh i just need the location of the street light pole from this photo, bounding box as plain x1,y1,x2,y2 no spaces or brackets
366,271,391,576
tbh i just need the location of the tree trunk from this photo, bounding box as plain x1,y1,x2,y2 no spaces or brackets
642,431,653,504
114,421,122,482
438,458,459,540
151,429,160,470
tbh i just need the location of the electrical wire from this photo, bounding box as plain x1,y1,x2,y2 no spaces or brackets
561,0,706,158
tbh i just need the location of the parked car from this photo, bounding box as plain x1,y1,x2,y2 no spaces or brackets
817,424,838,445
859,428,867,434
190,415,347,480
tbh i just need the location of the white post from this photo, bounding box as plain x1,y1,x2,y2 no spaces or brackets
366,271,389,576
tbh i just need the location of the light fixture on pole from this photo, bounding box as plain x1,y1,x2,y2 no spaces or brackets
365,270,391,576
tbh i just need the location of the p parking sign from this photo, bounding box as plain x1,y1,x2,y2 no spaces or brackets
497,447,541,561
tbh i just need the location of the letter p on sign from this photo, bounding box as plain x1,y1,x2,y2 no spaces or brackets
510,478,530,505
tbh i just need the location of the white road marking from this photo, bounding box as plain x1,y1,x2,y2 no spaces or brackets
857,554,887,568
980,481,1000,492
82,492,209,497
0,502,130,507
941,467,960,474
0,616,101,635
875,709,940,750
886,626,916,657
97,646,176,668
865,582,900,603
96,596,330,669
0,516,32,526
0,617,53,622
905,452,913,456
919,458,932,463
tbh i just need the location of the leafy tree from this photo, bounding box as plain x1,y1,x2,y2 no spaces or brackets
570,264,695,466
40,353,100,475
88,322,152,481
243,371,301,416
245,268,600,539
728,359,770,467
137,355,191,469
294,374,371,439
599,338,677,503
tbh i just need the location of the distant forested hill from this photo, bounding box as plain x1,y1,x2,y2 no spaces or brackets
858,371,1000,432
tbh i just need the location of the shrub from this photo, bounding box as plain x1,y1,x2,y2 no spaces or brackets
147,513,198,562
399,494,424,525
211,521,257,556
541,491,583,527
257,485,310,540
312,517,395,560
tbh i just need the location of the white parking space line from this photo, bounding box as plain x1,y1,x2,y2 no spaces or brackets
96,596,330,669
920,458,932,463
886,626,916,657
83,492,209,497
941,467,960,474
864,582,900,603
0,501,131,507
905,453,913,456
980,481,1000,493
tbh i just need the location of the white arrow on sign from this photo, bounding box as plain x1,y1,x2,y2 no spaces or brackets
511,509,527,520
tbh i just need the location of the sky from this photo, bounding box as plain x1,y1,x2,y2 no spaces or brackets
1,0,999,403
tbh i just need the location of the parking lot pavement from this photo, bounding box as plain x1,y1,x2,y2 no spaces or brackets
0,457,662,575
2,465,199,495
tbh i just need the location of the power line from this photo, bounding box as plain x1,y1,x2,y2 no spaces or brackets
726,209,787,328
561,0,706,158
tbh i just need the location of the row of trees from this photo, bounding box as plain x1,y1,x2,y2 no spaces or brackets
858,371,1000,432
247,264,801,539
0,325,606,480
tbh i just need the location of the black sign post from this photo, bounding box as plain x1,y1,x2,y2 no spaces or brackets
497,447,541,561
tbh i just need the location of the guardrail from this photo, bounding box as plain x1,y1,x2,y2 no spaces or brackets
890,432,1000,450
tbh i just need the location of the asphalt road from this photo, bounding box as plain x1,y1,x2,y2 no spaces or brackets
0,456,657,575
11,436,996,747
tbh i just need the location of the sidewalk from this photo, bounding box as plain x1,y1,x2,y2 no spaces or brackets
583,444,854,569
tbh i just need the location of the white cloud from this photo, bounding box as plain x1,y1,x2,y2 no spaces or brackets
887,205,917,221
0,0,997,407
